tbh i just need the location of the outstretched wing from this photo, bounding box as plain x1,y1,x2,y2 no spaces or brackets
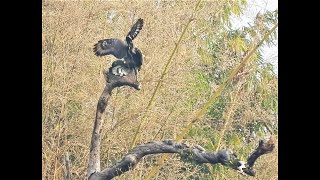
125,18,144,46
93,38,128,59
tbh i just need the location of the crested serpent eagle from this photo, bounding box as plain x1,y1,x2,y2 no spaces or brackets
93,18,144,74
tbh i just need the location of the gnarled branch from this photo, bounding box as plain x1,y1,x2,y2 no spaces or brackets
87,62,141,179
86,61,275,180
89,138,275,179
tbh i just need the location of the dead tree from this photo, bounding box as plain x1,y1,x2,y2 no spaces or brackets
89,138,274,179
85,62,275,180
87,61,141,179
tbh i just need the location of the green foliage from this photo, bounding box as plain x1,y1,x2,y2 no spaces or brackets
208,96,228,120
185,6,278,179
186,69,213,112
222,0,248,26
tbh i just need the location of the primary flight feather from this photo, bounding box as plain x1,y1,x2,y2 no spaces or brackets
93,18,144,71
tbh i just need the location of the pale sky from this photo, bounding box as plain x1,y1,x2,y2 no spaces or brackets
230,0,278,75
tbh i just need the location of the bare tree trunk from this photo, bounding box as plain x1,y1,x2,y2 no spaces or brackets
87,62,141,179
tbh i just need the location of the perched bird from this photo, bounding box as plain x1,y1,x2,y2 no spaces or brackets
93,18,144,72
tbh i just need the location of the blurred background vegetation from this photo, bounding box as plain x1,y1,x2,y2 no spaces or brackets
42,0,278,179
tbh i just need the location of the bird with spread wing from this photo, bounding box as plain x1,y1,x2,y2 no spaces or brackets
93,18,144,75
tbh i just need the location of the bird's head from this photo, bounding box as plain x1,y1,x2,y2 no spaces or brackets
132,47,143,60
132,47,143,70
132,47,142,55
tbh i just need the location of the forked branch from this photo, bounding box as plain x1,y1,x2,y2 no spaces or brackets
87,62,141,179
89,138,275,179
86,61,275,180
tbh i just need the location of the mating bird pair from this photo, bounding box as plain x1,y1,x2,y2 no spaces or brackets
93,18,144,76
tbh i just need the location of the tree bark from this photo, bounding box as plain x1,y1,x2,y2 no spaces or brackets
89,138,274,180
86,61,275,179
87,62,141,179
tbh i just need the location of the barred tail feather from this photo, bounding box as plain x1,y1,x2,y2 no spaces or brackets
126,18,144,42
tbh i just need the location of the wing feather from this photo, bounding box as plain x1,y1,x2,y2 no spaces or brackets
93,38,128,59
126,18,144,44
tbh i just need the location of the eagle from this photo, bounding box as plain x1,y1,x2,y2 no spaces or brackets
93,18,144,73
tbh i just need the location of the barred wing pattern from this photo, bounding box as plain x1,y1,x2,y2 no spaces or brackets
126,18,144,47
93,18,144,74
93,38,128,58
